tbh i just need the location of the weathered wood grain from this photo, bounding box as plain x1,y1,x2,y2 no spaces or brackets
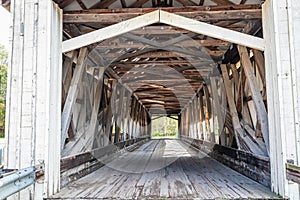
50,139,278,199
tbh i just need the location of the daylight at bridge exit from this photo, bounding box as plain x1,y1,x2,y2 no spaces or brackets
0,0,299,199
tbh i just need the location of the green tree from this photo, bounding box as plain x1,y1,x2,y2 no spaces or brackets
0,45,8,137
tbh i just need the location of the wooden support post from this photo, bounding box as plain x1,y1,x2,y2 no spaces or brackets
230,64,239,102
61,47,88,150
194,97,200,139
193,98,199,139
128,98,134,139
231,64,253,127
136,103,142,137
203,86,212,141
196,96,203,140
189,103,193,138
122,91,130,140
132,101,137,138
5,1,62,198
199,93,206,140
221,64,242,149
62,51,76,99
185,107,189,137
211,77,225,145
104,80,117,146
192,101,197,138
238,45,269,154
147,114,151,137
253,49,267,101
114,86,125,143
86,68,104,149
178,114,181,138
263,0,300,197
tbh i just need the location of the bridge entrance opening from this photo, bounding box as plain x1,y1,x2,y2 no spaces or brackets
5,0,300,199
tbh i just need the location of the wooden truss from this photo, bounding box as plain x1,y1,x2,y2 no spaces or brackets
63,10,264,52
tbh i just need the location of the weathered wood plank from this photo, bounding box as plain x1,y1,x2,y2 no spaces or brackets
62,10,160,52
160,10,264,51
286,163,300,184
203,86,212,142
51,139,277,199
221,64,241,148
211,77,225,145
238,45,269,155
61,47,88,150
63,7,261,24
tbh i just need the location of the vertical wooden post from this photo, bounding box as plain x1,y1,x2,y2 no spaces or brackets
86,68,104,149
263,0,300,197
221,64,241,149
5,1,62,199
114,86,125,143
178,114,181,138
203,86,211,141
128,97,134,139
199,93,206,140
211,77,225,145
104,80,116,146
61,48,88,149
147,114,152,137
186,106,189,137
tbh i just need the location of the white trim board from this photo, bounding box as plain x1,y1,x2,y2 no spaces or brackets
62,10,265,53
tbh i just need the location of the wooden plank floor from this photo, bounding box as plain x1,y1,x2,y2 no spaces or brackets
50,139,279,199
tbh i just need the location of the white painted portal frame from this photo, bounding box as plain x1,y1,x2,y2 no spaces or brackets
6,2,300,199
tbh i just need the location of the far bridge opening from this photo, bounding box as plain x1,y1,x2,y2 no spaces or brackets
151,115,178,139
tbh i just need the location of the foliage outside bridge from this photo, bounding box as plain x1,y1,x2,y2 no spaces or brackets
0,45,7,138
151,116,178,138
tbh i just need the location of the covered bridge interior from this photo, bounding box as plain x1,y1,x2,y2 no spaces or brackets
3,0,300,199
56,0,275,199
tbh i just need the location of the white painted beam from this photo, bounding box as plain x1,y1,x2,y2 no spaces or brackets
159,10,264,51
62,10,160,53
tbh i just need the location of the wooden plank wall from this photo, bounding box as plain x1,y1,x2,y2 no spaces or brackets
4,0,62,199
61,53,152,158
179,49,268,158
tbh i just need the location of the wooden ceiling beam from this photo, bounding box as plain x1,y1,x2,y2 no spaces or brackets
90,0,118,9
94,39,230,49
64,4,260,14
210,0,234,5
103,50,226,58
130,0,150,8
64,9,261,24
175,0,197,6
113,60,212,65
77,24,245,35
